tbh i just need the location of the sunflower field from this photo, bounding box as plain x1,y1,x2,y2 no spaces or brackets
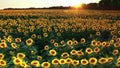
0,10,120,68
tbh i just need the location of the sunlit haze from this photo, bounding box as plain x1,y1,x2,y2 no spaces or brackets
0,0,100,9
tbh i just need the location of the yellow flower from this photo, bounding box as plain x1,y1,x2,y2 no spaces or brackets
15,38,21,43
77,51,84,56
0,42,7,48
98,58,108,64
20,61,28,68
80,38,86,44
72,60,79,66
116,61,120,67
17,53,26,59
67,40,73,46
101,42,107,47
85,48,93,54
117,57,120,61
60,40,65,45
13,58,22,65
73,40,78,45
70,50,77,55
114,43,120,48
107,57,114,62
26,38,33,46
81,59,89,65
61,52,69,58
41,62,51,68
42,28,47,32
91,40,97,46
57,32,61,37
44,45,49,50
0,53,4,60
37,56,42,60
49,49,57,56
59,59,66,65
96,31,101,36
0,60,6,66
43,33,48,37
31,60,40,67
66,58,72,64
50,39,55,44
11,43,17,49
89,57,97,65
113,49,119,55
31,34,37,39
52,58,59,65
54,42,59,47
94,47,100,53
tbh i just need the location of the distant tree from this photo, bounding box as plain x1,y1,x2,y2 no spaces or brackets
86,3,99,9
99,0,120,10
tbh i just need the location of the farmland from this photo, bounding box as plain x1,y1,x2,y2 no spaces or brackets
0,10,120,68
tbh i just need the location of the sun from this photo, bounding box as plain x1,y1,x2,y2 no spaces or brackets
73,4,82,9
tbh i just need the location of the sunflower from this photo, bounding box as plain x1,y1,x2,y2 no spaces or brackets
80,38,86,44
54,42,59,47
72,60,79,66
44,45,49,50
91,40,97,46
60,40,65,45
98,58,108,64
37,56,42,61
13,58,22,65
107,57,114,62
70,50,77,55
0,42,7,48
42,28,47,32
77,51,84,56
41,62,51,68
20,61,28,68
43,33,48,37
80,59,88,65
85,48,93,54
50,39,55,44
66,58,72,64
17,53,26,59
113,49,119,55
52,58,59,65
31,34,37,39
101,42,106,47
97,41,101,46
57,32,61,37
67,40,73,46
0,60,6,66
96,31,101,36
31,60,40,67
11,43,17,49
61,52,69,58
1,39,6,43
37,35,41,39
110,40,114,44
15,38,21,43
94,47,100,53
59,59,66,65
89,57,97,65
117,57,120,61
73,40,78,45
0,53,4,59
26,38,33,46
116,61,120,67
114,43,120,48
49,49,57,56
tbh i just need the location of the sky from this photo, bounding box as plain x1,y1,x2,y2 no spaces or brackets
0,0,100,9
